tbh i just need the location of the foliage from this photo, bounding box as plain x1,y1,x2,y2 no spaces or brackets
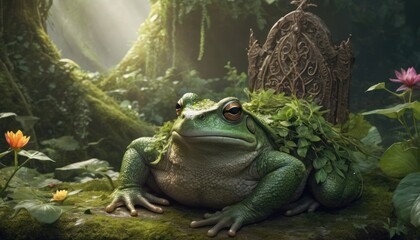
393,173,420,226
243,90,365,183
12,200,64,224
145,121,173,165
0,125,69,224
55,158,117,189
379,141,420,178
0,130,54,196
108,62,247,125
172,0,276,61
383,218,408,239
0,118,89,225
363,67,420,231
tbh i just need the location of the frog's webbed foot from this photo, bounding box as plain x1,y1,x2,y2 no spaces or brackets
106,188,170,216
190,205,248,237
282,195,320,216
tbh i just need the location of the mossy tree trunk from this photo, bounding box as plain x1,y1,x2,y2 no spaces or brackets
0,0,154,170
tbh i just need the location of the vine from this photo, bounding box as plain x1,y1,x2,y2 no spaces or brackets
197,3,209,61
136,0,277,77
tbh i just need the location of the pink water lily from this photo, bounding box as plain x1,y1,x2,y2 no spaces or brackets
389,67,420,91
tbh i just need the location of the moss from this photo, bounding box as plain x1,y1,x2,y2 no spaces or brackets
191,99,217,110
0,173,399,239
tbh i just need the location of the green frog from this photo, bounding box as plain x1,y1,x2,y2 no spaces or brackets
106,93,363,237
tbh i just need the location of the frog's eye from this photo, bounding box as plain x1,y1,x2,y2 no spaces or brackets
223,101,242,122
175,100,183,116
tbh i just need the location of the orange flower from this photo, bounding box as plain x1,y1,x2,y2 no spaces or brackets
5,130,30,150
52,190,68,201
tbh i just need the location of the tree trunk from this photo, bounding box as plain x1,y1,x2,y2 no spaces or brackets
0,0,154,170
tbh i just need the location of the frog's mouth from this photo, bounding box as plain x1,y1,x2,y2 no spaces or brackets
171,131,256,146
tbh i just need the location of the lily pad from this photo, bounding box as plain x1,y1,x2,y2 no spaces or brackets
0,112,16,119
0,167,60,189
18,150,54,161
13,199,63,224
55,158,113,181
393,172,420,224
362,103,412,119
380,141,420,178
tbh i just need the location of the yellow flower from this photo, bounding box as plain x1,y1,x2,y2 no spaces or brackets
52,190,68,201
5,130,30,150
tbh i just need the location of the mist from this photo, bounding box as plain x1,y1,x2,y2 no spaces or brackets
47,0,151,71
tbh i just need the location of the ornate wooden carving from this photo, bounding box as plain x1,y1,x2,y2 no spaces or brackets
248,0,354,124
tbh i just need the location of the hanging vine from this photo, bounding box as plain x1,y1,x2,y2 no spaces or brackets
132,0,278,79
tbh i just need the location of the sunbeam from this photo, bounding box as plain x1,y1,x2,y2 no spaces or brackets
47,0,150,71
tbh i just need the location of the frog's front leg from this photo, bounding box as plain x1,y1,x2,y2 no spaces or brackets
190,151,306,237
106,138,169,216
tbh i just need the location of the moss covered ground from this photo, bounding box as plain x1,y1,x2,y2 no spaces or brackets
0,174,398,239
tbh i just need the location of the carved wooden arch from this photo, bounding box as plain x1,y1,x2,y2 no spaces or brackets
247,0,354,124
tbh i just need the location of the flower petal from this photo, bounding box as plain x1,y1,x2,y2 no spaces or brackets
395,70,402,79
5,132,12,146
396,85,409,91
390,78,402,83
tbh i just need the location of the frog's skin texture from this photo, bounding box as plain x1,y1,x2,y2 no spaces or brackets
106,93,363,237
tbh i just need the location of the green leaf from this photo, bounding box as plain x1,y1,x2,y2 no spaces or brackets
323,150,336,161
334,167,345,178
265,0,277,4
15,116,39,131
278,128,289,137
410,101,420,120
0,167,51,188
13,200,63,224
380,141,420,178
10,187,35,200
56,158,109,172
279,121,292,127
366,82,385,92
286,141,297,148
393,172,420,223
307,134,321,142
297,147,308,158
0,112,16,119
68,189,83,196
315,168,327,183
362,103,412,119
41,136,80,151
55,159,113,181
298,138,309,148
324,162,333,173
297,125,311,138
18,150,54,162
313,157,328,170
361,126,382,146
342,113,372,139
0,150,12,158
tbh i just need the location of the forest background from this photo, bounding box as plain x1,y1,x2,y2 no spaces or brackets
0,0,419,170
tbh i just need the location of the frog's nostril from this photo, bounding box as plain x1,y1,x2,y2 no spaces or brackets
198,114,205,120
181,114,186,119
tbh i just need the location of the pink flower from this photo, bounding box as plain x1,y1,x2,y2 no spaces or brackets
389,67,420,91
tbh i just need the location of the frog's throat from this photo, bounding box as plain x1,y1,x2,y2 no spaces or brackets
171,131,257,147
